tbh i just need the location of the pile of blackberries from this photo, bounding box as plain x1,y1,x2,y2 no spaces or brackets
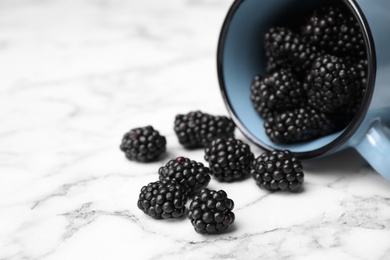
121,111,305,235
251,3,368,144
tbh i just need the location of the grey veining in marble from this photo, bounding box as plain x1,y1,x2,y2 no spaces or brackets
1,0,390,259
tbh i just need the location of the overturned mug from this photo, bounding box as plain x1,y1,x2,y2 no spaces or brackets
217,0,390,180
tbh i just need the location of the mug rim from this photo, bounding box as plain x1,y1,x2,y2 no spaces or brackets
217,0,377,159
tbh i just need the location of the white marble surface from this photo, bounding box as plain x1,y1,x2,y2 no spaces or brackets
1,0,390,259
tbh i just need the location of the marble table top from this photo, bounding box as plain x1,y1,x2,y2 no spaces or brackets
1,0,390,259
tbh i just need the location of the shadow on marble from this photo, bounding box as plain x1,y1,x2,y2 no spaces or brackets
303,148,370,176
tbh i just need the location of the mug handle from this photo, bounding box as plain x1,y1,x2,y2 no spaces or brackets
355,120,390,180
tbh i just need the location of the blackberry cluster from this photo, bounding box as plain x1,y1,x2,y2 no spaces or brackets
302,6,344,54
302,5,365,58
264,27,319,75
174,111,235,148
120,126,166,162
204,138,254,182
188,189,235,234
351,59,368,104
265,55,290,74
255,3,368,145
158,157,211,196
264,107,334,144
137,180,187,219
251,150,304,192
250,69,306,118
304,54,357,113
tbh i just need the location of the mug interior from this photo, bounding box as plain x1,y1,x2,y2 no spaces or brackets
217,0,374,158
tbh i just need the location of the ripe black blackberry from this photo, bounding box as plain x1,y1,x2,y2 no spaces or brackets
304,54,356,113
137,180,187,219
302,6,345,53
120,126,166,162
251,150,304,192
350,58,368,104
250,75,273,119
332,58,368,129
264,107,335,144
336,15,366,58
302,5,365,58
204,138,254,182
250,69,306,119
158,156,211,196
264,27,319,75
188,188,235,234
265,52,291,74
174,111,235,148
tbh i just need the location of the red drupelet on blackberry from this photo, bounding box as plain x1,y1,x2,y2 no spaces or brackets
174,111,235,149
158,156,211,196
250,69,306,119
251,150,304,192
188,188,235,234
304,54,357,114
120,126,166,162
264,107,335,144
137,180,188,219
204,138,254,182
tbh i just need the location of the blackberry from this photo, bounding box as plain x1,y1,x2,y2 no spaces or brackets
158,156,211,196
264,107,335,144
188,188,235,234
336,15,366,58
174,111,235,148
120,126,166,162
264,27,319,75
304,55,357,113
302,5,365,58
302,6,345,53
137,180,187,219
204,138,254,182
251,150,304,192
250,75,273,119
350,58,368,104
250,69,306,119
265,51,290,74
332,58,368,129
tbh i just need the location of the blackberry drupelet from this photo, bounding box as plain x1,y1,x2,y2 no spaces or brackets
304,54,356,113
120,126,166,162
204,138,254,182
188,188,235,234
302,5,365,58
251,150,304,192
174,111,235,148
250,69,306,119
137,180,187,219
158,156,211,196
264,107,335,144
264,27,319,75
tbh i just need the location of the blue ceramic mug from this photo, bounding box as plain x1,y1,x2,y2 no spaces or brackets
217,0,390,180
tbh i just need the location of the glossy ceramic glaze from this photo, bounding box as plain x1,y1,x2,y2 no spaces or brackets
217,0,390,180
